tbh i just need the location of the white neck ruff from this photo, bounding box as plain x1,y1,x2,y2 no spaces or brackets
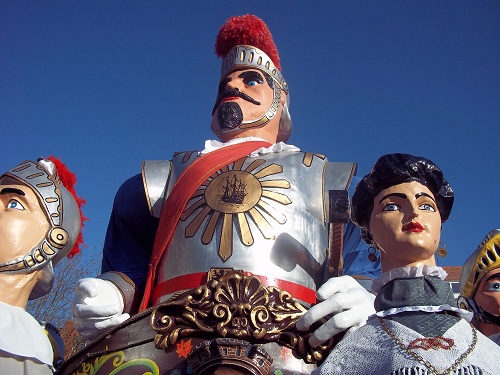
200,137,300,156
371,266,473,321
372,265,448,294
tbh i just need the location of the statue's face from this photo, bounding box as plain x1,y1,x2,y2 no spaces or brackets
211,68,278,142
474,268,500,317
0,177,49,264
369,181,441,268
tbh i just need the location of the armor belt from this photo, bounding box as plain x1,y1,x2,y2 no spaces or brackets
153,271,317,305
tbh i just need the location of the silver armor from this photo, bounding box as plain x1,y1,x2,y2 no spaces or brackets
143,150,356,306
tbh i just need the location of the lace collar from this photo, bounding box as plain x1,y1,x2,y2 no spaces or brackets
371,266,473,321
371,265,448,294
199,137,300,156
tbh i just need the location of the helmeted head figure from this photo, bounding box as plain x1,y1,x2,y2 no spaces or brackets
211,14,292,143
351,153,454,266
0,157,84,299
458,229,500,326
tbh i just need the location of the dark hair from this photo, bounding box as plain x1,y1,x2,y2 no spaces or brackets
351,153,454,246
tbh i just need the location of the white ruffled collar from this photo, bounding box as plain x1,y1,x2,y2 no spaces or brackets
371,265,448,294
199,137,300,156
371,266,473,321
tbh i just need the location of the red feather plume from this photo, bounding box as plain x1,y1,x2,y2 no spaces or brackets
48,156,87,258
215,14,281,71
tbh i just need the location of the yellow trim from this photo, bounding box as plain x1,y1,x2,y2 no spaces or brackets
462,232,500,298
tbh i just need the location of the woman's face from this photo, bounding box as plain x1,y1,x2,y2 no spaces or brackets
369,181,442,271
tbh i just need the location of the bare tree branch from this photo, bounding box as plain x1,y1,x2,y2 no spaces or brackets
26,248,101,358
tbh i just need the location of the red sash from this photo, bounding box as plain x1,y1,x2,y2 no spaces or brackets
139,141,271,311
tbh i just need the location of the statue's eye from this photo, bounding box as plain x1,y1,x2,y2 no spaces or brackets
7,199,25,211
383,203,400,212
239,71,264,87
419,203,436,212
487,281,500,292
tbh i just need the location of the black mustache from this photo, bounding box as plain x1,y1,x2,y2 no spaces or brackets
212,89,261,115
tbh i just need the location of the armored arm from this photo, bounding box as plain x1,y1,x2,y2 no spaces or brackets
324,162,357,278
296,162,376,347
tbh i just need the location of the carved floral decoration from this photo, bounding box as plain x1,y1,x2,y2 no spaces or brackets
150,270,335,364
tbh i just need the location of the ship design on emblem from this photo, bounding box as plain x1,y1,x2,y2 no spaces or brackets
181,157,292,260
219,174,247,206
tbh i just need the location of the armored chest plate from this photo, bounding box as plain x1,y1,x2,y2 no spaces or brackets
143,150,355,304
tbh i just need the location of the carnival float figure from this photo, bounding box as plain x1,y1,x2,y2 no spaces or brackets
315,153,500,374
66,15,375,375
0,157,84,374
458,229,500,345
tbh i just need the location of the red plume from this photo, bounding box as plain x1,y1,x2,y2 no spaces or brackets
48,156,87,258
215,14,281,71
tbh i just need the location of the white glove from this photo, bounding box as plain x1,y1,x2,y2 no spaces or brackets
296,275,375,347
72,277,130,341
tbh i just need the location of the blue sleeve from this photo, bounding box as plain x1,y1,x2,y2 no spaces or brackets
342,176,381,279
101,173,159,293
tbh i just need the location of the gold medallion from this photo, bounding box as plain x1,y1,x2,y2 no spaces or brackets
181,157,291,260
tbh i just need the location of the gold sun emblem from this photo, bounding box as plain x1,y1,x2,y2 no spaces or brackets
180,157,292,261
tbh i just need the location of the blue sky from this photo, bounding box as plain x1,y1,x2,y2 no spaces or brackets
1,1,499,271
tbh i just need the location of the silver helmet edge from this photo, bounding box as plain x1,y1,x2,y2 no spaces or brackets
0,159,81,298
215,44,292,143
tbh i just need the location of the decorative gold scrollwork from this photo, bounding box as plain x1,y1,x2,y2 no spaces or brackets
150,270,335,364
74,349,159,375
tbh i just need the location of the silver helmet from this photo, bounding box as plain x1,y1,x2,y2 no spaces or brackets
457,229,500,323
218,44,292,143
212,15,292,143
0,158,82,299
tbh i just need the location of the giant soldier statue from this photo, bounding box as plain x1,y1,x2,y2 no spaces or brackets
0,157,83,374
69,15,374,374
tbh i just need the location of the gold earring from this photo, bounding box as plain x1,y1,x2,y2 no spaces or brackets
368,247,378,262
437,242,447,257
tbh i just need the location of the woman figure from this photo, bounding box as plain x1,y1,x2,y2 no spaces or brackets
315,153,499,374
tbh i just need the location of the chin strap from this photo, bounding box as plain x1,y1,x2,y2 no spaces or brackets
478,306,500,326
0,228,68,274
